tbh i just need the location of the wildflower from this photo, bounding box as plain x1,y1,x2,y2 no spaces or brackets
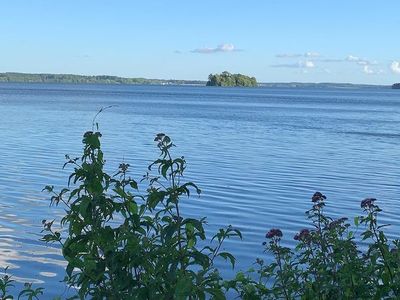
361,198,376,209
119,163,130,172
154,133,165,141
265,228,283,239
312,192,326,203
294,229,310,241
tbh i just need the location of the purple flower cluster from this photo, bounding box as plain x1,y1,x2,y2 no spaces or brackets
154,133,166,141
361,198,376,209
294,229,310,241
119,163,130,172
312,192,326,203
265,228,283,239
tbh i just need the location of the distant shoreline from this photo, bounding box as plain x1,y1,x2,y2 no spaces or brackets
0,72,206,86
0,72,390,89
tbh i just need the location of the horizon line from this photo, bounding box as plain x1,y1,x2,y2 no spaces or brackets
0,71,394,87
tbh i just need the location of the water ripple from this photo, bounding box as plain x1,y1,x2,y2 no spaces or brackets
0,83,399,297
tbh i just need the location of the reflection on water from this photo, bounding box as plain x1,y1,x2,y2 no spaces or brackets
0,83,399,297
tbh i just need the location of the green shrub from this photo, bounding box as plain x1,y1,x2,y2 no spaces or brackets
229,193,400,299
42,130,241,299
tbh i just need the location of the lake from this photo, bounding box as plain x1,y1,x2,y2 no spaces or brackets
0,83,399,298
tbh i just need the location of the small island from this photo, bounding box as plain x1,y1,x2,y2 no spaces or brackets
392,83,400,89
206,71,257,87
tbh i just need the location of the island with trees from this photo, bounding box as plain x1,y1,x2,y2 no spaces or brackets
392,83,400,89
206,71,257,87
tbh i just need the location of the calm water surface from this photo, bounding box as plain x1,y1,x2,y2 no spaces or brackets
0,83,399,297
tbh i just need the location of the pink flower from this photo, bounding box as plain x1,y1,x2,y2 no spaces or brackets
312,192,326,203
361,198,376,209
266,228,283,239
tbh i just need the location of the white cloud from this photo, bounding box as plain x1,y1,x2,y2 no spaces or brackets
346,54,382,74
390,61,400,74
219,44,235,52
303,60,315,68
276,52,319,58
191,43,240,54
363,65,374,74
346,54,374,66
357,60,369,66
272,52,386,75
362,66,384,75
271,60,315,69
346,55,360,62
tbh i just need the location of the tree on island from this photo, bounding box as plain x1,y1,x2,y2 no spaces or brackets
392,83,400,89
206,71,257,87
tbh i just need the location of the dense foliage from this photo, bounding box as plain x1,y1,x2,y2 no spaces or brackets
0,72,204,85
1,127,400,299
206,72,257,87
231,193,400,299
41,130,241,299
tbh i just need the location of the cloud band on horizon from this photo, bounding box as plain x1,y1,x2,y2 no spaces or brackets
191,43,242,54
270,60,315,69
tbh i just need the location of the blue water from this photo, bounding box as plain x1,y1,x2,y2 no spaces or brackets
0,83,399,298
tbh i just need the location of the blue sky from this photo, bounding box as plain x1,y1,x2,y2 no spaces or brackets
1,1,400,84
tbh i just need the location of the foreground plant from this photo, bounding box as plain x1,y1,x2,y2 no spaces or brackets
0,268,43,300
230,193,400,299
0,123,395,299
42,130,240,299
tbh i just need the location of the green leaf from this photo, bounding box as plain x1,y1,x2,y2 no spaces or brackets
206,288,225,300
218,252,236,268
187,238,195,248
174,276,192,300
362,231,373,240
129,181,138,190
128,201,138,215
79,197,91,218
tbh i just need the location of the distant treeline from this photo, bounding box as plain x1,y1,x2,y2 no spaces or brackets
207,71,257,87
0,72,391,89
259,82,389,89
0,72,205,85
